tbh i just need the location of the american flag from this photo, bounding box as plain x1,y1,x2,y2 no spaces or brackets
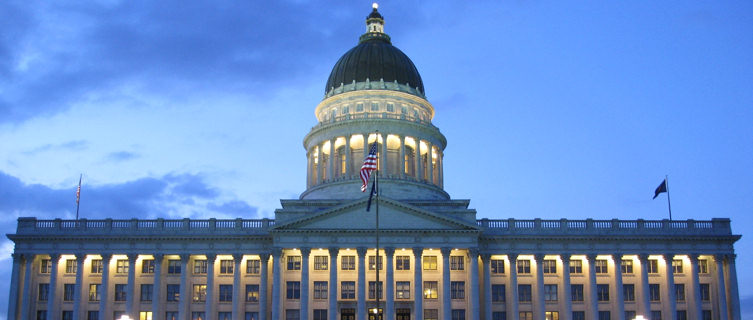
360,142,378,192
76,175,82,205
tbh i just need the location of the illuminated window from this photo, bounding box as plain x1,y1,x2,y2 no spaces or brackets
193,284,207,302
424,281,438,299
314,256,328,270
569,260,582,274
246,284,259,302
193,260,207,274
341,256,355,270
517,260,531,274
543,259,557,274
621,259,633,274
423,256,437,270
491,259,505,274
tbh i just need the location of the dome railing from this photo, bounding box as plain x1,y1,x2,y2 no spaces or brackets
311,112,438,131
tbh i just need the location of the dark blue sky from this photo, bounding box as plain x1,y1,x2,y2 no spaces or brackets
1,1,752,317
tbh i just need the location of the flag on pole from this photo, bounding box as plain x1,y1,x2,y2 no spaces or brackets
76,175,82,205
360,142,378,192
653,179,667,199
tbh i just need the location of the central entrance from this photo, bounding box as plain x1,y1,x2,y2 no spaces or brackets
396,308,411,320
341,308,355,320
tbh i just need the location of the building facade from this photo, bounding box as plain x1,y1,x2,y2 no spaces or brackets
6,6,741,320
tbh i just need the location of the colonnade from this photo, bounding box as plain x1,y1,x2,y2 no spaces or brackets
7,250,741,320
307,133,443,188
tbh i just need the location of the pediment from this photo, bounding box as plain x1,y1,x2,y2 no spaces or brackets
274,197,478,231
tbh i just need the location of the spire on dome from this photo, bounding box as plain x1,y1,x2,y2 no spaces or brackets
360,3,390,43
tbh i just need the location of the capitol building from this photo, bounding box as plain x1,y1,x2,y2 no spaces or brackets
6,5,741,320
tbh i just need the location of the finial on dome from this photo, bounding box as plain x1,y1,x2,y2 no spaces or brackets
372,2,378,9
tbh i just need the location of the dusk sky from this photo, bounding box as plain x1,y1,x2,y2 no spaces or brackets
1,1,751,317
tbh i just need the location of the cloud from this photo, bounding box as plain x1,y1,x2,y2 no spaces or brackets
0,170,258,221
23,140,88,155
104,150,139,162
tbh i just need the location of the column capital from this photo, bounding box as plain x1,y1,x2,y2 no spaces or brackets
179,254,190,262
260,253,271,262
127,253,138,261
411,247,424,256
49,253,60,261
480,253,491,261
560,254,571,263
383,247,395,256
508,253,519,261
75,253,87,262
153,253,164,262
22,253,36,263
328,247,340,257
663,253,675,261
233,253,244,261
272,247,283,257
11,253,22,262
440,247,452,256
468,248,480,258
726,253,736,262
299,247,311,256
101,253,113,262
356,247,368,256
533,253,545,262
206,253,217,261
585,253,598,261
612,253,623,260
638,253,650,262
687,253,700,262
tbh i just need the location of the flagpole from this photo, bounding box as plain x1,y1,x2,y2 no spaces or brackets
665,175,672,221
76,174,82,220
374,133,381,318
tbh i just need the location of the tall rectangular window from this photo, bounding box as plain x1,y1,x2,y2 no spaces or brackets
314,256,328,270
65,260,77,274
246,259,260,274
518,284,532,302
424,310,438,320
139,312,152,320
423,256,438,270
672,259,683,274
166,284,180,301
517,260,531,274
167,260,181,274
286,310,300,320
424,281,438,299
543,259,557,274
89,284,100,301
491,259,505,274
91,259,103,274
675,284,685,301
569,260,583,274
193,284,207,302
141,284,153,302
623,284,635,302
218,312,232,320
519,312,533,320
36,311,47,320
87,311,99,320
38,283,49,301
220,260,234,274
621,259,633,274
368,256,383,270
626,311,636,320
40,259,52,273
287,256,301,270
546,312,559,320
116,259,129,274
114,284,127,301
142,259,155,274
450,256,464,270
191,312,205,320
572,312,585,320
451,281,465,299
595,260,608,274
246,284,260,302
313,281,328,299
493,312,506,320
491,284,505,302
700,284,710,301
370,103,379,111
698,259,709,274
341,256,355,270
166,312,178,320
356,103,364,112
396,256,410,270
571,284,584,302
341,281,355,299
219,284,233,302
63,284,75,301
648,259,659,274
596,284,609,301
649,284,661,301
650,311,662,320
313,310,327,320
386,103,395,112
451,310,466,320
245,312,259,320
702,310,712,320
544,284,558,301
677,311,687,320
598,311,611,320
193,260,207,274
396,281,410,299
287,281,301,299
368,281,383,299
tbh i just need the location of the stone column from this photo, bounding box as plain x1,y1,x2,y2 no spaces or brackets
688,255,703,320
412,247,424,320
260,253,270,320
178,254,190,320
398,135,406,179
7,253,21,320
726,255,740,320
586,254,598,320
46,253,60,319
663,254,677,320
357,247,367,320
533,254,545,320
481,254,492,320
271,248,283,320
301,248,311,320
638,254,651,318
316,144,323,184
20,255,34,320
345,135,352,177
384,247,395,320
427,143,434,184
125,253,138,317
234,254,244,320
205,254,217,320
328,248,339,320
379,133,387,175
438,150,444,188
329,139,336,180
507,253,519,320
613,254,625,320
714,255,728,320
307,149,313,187
364,134,370,159
416,140,423,181
469,249,480,320
72,254,86,320
440,247,451,319
153,254,164,320
99,254,112,320
561,254,572,320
